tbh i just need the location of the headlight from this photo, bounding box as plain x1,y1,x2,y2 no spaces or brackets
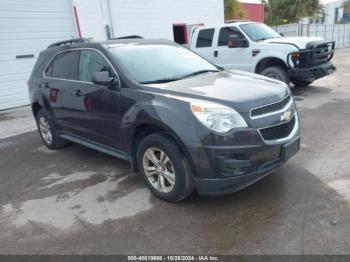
190,101,247,133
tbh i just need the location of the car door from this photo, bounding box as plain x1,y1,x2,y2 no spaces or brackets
71,49,121,148
43,50,80,133
213,26,253,71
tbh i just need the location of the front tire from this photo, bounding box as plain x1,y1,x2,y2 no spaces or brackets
261,66,290,85
137,133,194,202
36,109,67,150
291,79,313,87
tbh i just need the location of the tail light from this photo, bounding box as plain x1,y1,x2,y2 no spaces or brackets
27,80,31,88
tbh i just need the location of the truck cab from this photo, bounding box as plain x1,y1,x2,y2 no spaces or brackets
189,22,336,87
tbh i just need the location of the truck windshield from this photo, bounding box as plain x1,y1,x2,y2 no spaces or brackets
240,23,281,41
109,44,218,84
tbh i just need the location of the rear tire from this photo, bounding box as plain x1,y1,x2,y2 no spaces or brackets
137,133,194,202
261,66,290,85
36,109,67,150
291,79,313,87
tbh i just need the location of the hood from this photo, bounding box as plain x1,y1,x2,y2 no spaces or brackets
264,36,324,49
143,70,290,114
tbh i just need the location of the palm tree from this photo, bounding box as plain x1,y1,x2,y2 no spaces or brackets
264,0,322,25
224,0,246,21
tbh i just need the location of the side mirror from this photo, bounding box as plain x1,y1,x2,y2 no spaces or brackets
280,32,285,37
92,71,117,87
228,35,249,48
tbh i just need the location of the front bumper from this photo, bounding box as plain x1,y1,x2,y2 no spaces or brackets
189,107,300,196
194,136,300,196
289,61,336,82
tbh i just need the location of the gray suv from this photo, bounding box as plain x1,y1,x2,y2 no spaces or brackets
28,38,300,202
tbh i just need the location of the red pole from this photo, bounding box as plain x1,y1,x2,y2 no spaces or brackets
73,5,82,38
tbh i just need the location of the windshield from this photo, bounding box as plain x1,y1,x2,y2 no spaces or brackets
240,23,281,41
109,44,218,84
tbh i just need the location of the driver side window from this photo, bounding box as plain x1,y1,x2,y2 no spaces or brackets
78,50,113,82
218,27,246,47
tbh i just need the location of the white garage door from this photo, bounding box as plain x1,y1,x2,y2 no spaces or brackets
0,0,77,110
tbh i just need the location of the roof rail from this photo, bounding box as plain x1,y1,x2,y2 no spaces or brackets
47,38,90,49
113,35,144,40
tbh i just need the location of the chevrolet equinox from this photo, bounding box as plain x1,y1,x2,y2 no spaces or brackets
28,38,300,202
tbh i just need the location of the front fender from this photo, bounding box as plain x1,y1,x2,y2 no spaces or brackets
121,96,200,151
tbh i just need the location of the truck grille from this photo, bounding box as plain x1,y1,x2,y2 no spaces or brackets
251,95,291,118
259,115,296,141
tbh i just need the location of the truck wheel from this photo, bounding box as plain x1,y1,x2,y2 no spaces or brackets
137,133,194,202
291,79,313,87
36,109,67,150
261,66,290,85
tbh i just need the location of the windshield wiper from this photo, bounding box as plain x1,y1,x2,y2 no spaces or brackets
177,69,219,80
140,77,182,84
140,70,219,84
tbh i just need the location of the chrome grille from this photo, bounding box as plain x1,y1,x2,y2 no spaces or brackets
259,115,296,141
251,96,291,118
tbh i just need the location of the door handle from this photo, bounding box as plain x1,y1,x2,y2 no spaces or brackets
74,89,82,97
214,50,218,57
40,82,49,88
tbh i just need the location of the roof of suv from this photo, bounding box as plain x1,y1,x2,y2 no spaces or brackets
44,38,176,54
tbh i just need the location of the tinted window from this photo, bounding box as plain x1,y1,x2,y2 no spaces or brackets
78,50,112,82
51,51,76,79
196,28,215,48
218,27,246,46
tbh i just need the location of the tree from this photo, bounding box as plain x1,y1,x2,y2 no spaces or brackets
264,0,322,25
224,0,246,21
344,0,350,8
343,0,350,8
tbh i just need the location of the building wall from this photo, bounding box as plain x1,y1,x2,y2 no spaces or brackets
73,0,111,41
109,0,224,39
0,0,224,110
323,0,343,24
241,3,264,22
303,0,344,24
74,0,224,40
0,0,77,110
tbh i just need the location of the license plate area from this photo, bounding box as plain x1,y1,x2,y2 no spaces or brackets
281,138,300,162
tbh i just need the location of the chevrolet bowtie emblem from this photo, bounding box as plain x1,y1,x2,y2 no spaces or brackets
281,110,293,122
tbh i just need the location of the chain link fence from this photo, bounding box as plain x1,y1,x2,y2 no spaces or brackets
272,23,350,48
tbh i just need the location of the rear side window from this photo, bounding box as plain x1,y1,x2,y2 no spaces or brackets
218,27,246,46
50,51,76,79
78,50,112,82
196,28,215,48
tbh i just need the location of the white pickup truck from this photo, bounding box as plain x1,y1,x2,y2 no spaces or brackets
189,22,336,86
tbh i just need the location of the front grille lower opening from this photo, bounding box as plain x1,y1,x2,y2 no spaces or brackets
259,115,296,141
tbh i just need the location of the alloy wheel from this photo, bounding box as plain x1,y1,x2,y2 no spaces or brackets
142,147,176,193
39,116,53,145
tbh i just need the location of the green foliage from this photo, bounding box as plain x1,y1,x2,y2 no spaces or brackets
343,0,350,8
263,0,322,26
224,0,246,21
